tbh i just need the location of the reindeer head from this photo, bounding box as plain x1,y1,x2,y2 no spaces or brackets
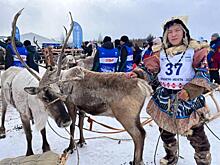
11,9,73,128
24,85,71,128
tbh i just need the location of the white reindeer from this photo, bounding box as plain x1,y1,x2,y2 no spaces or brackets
0,9,71,156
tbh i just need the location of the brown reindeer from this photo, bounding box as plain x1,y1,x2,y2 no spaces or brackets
33,65,153,165
30,11,152,164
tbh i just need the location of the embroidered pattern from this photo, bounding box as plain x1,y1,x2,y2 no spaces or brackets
152,87,205,119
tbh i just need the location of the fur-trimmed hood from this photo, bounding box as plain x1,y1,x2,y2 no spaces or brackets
152,39,209,56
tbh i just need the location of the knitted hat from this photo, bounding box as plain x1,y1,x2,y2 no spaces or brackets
211,33,219,38
120,35,129,43
103,36,111,43
23,40,31,47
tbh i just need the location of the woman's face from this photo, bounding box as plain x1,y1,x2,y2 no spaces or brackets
167,24,184,46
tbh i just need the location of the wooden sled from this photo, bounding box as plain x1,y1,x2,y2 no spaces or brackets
204,84,220,122
0,151,62,165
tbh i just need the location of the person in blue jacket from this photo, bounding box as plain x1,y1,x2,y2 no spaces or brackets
118,35,134,72
92,36,119,72
0,37,28,70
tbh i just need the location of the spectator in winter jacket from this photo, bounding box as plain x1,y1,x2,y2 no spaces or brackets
133,43,142,66
23,40,41,72
207,33,220,84
0,37,28,70
114,39,121,51
118,35,134,72
141,34,155,61
82,41,93,57
92,36,119,72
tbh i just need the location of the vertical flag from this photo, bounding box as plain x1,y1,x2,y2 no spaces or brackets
15,26,20,41
73,21,83,49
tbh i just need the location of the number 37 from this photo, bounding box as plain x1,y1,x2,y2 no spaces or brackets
165,63,183,75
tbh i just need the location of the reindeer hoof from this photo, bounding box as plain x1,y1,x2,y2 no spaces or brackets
0,134,6,139
26,150,34,156
129,161,145,165
63,147,75,154
77,141,86,148
43,146,51,153
0,128,6,139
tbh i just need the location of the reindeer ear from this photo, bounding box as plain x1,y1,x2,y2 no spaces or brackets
24,87,40,95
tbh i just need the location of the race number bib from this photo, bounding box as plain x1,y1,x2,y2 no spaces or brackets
158,48,195,89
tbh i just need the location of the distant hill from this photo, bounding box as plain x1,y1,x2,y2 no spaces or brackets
20,32,61,46
0,33,61,48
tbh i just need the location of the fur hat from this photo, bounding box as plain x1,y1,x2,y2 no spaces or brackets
120,35,129,43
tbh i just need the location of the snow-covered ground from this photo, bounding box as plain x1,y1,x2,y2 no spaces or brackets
0,89,220,165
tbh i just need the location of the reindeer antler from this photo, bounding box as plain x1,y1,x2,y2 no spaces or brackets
56,12,74,77
11,8,41,81
63,26,68,37
33,36,42,51
31,36,48,69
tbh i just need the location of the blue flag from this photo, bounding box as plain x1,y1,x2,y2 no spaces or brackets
73,21,83,49
15,26,20,41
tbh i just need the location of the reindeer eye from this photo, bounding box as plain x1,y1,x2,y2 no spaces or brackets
42,95,50,103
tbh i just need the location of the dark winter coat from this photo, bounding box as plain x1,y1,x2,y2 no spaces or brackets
118,42,133,72
207,37,220,69
25,45,41,72
133,45,142,65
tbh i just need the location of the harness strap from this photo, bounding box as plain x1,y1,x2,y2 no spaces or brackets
85,115,153,133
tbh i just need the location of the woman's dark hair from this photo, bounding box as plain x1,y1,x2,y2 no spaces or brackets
163,19,191,44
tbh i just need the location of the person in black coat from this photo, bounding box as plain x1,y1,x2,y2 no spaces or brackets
133,43,142,66
118,35,134,72
23,40,41,72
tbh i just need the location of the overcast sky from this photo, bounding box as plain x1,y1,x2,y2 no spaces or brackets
1,0,219,41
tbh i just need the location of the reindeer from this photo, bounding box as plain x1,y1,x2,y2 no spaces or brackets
77,55,94,70
0,9,71,156
37,44,153,164
40,65,152,165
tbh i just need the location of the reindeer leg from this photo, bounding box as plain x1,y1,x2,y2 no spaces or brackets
116,115,145,165
64,102,77,154
20,114,34,156
0,89,8,139
0,99,7,139
41,128,51,152
77,110,86,147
